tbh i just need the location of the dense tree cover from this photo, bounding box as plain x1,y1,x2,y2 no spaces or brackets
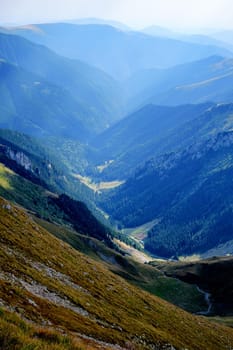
0,129,110,229
100,131,233,257
0,129,123,249
146,166,233,257
0,159,114,248
0,129,95,204
91,103,211,180
52,194,113,245
3,28,233,260
92,103,233,181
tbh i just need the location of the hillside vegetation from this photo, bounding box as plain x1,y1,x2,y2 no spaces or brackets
0,158,208,314
0,162,112,246
0,32,124,134
1,197,233,349
100,128,233,257
150,256,233,316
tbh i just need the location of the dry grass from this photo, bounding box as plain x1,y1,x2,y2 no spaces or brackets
72,173,124,192
0,163,13,190
0,307,106,350
32,217,207,314
1,197,233,349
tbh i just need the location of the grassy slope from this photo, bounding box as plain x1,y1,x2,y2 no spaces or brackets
1,197,233,349
0,162,56,218
36,217,206,314
0,161,216,314
150,257,233,317
0,307,102,350
0,162,112,244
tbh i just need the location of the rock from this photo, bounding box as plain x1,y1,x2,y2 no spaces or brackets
2,204,12,211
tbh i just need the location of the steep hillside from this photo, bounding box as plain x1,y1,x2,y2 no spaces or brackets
93,102,233,181
0,129,96,205
0,160,113,246
0,150,208,315
0,128,94,185
0,308,112,350
91,103,212,179
99,130,233,257
2,23,232,79
150,257,233,316
36,217,208,315
126,55,233,110
150,70,233,106
1,197,233,349
0,32,123,133
0,60,91,140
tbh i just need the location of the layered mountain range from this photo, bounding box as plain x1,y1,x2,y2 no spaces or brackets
2,21,233,347
2,23,231,79
1,23,233,256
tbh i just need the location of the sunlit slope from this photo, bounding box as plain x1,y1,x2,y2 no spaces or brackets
1,197,233,349
0,162,112,245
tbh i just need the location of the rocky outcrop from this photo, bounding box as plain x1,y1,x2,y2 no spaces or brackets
0,143,33,172
6,148,33,171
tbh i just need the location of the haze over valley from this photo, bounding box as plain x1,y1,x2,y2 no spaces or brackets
2,1,233,348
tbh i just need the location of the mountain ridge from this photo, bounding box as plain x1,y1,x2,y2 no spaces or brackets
99,127,233,257
0,32,124,134
2,23,232,79
125,55,233,112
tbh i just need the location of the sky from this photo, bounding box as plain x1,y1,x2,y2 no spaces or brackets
1,0,233,31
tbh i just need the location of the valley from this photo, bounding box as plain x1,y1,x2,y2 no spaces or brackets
1,11,233,349
73,173,124,192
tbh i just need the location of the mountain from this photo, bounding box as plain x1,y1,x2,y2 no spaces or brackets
3,22,233,347
211,30,233,47
0,151,112,245
141,25,177,37
150,70,233,107
143,132,233,257
0,128,213,317
0,128,120,229
1,23,232,80
99,116,233,257
180,34,233,49
1,196,233,349
0,59,92,140
142,26,232,49
125,55,233,111
151,256,233,316
0,32,123,133
65,17,131,31
91,103,212,180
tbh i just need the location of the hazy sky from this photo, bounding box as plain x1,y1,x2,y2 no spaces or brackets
1,0,233,31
